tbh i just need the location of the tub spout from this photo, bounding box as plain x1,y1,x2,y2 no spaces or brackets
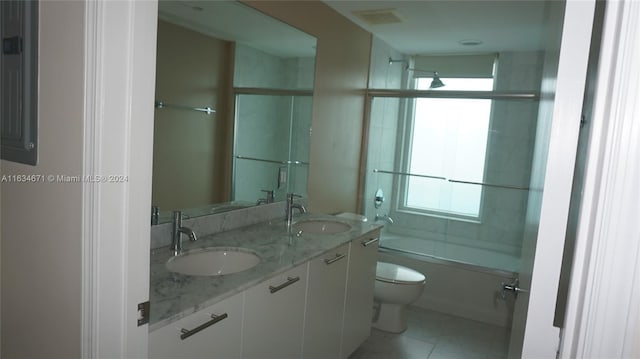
375,213,394,225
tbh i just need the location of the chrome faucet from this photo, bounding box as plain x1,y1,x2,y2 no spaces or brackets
171,211,197,256
256,189,275,205
286,193,307,228
375,213,394,225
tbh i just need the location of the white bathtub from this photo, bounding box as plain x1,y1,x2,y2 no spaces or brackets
379,234,520,273
377,234,519,327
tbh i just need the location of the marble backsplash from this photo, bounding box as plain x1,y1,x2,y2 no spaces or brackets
150,200,305,249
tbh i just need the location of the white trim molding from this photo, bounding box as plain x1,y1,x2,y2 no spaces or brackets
81,0,103,356
81,1,157,358
516,1,595,357
560,0,640,357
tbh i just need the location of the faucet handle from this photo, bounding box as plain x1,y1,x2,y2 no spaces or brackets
374,213,394,225
172,210,183,224
151,205,160,225
287,193,302,200
261,189,275,202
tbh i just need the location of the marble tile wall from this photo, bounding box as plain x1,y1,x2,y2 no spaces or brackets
234,44,315,90
284,57,316,90
234,44,286,88
288,95,312,197
234,93,291,202
368,36,407,90
477,51,544,254
364,37,406,223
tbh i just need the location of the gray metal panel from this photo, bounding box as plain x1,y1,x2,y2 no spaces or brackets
1,0,38,165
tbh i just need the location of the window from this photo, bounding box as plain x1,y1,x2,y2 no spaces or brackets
402,78,494,219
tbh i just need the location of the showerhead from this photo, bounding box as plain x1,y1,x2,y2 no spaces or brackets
429,72,445,89
406,66,446,89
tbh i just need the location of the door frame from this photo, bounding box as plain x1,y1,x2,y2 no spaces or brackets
509,1,596,357
79,0,640,357
81,1,157,357
559,1,640,357
511,0,640,357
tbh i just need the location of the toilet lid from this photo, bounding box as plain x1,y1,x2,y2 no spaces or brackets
376,262,426,284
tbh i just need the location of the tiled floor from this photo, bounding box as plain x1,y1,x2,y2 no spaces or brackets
349,306,510,359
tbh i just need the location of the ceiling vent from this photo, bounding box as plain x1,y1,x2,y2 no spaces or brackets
352,8,404,25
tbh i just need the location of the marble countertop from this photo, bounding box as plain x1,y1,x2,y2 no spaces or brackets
149,213,381,331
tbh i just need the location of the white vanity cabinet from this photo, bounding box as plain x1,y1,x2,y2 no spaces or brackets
340,231,380,358
242,263,309,359
148,292,243,359
303,243,350,359
150,227,381,359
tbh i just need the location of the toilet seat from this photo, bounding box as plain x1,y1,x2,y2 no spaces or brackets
376,262,426,285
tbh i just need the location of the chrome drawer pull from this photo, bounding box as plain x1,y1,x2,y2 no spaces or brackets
269,276,300,293
324,253,347,265
180,313,228,340
361,237,379,247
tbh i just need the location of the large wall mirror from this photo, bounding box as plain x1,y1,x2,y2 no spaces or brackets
152,1,316,224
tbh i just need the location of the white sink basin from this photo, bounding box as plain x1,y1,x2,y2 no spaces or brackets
293,219,351,234
166,247,260,276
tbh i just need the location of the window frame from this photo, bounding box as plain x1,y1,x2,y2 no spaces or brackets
394,78,496,223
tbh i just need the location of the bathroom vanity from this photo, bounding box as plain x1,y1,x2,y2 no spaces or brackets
148,214,380,359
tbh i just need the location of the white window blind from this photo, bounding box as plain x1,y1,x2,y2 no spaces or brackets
412,54,496,78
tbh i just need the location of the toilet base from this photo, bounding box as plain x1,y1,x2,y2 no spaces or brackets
372,302,408,333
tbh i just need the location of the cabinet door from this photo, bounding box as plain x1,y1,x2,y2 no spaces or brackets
340,231,380,358
149,292,243,359
303,243,350,359
243,263,308,359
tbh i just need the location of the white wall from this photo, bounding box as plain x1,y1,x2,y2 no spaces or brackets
1,1,85,357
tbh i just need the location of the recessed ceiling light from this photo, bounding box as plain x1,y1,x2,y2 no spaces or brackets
459,39,483,46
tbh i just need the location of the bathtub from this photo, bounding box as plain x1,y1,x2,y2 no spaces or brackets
377,234,518,327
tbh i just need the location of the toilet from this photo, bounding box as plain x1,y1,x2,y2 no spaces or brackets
334,213,427,333
373,262,426,333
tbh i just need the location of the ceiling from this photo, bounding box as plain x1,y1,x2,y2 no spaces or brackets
324,1,549,55
158,1,549,58
158,1,316,58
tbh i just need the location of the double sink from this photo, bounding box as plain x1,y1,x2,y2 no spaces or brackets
165,219,352,277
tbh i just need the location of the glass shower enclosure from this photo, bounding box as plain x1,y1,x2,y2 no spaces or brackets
233,92,312,203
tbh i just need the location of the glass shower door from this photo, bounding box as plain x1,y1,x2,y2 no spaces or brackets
233,93,312,203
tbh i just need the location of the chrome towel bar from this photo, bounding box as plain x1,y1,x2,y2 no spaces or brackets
155,100,215,115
